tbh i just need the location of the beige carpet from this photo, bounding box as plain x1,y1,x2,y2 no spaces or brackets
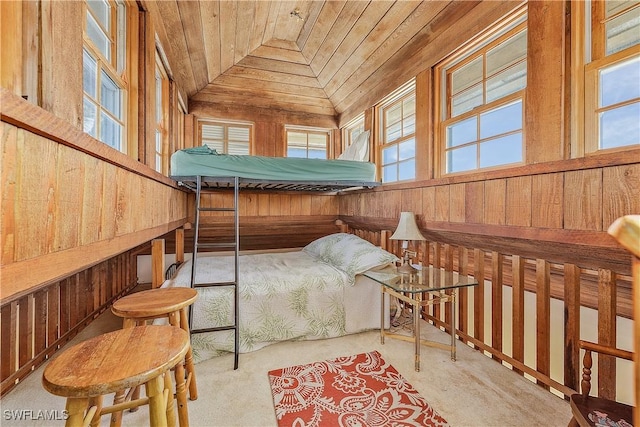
1,309,571,426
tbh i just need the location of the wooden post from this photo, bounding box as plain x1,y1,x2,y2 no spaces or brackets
151,239,165,289
175,228,184,264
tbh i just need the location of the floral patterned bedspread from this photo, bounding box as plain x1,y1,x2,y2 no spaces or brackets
163,251,353,363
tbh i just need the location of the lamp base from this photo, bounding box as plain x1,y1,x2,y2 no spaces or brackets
397,262,417,274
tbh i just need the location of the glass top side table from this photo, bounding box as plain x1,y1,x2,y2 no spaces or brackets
363,265,478,371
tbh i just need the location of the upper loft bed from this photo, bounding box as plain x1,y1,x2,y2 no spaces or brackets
170,145,380,193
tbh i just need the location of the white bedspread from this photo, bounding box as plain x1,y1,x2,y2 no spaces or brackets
163,250,385,363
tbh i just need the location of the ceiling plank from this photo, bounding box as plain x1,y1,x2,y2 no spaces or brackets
219,0,238,73
296,1,325,50
176,0,209,91
221,65,322,88
273,1,310,41
300,1,346,63
249,0,271,52
207,74,329,99
262,1,281,44
234,0,255,63
199,1,221,82
238,56,317,78
316,0,395,87
250,45,308,65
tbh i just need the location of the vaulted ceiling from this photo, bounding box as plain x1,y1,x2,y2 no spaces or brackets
147,1,475,121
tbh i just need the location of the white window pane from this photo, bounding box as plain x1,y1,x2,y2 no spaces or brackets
600,103,640,149
202,125,224,140
600,56,640,107
486,61,527,103
287,132,307,148
83,50,97,97
229,126,250,141
403,95,416,116
403,114,416,136
156,70,163,123
398,159,415,181
447,117,477,148
86,11,111,61
87,0,110,29
451,57,482,95
606,6,640,55
386,122,402,142
156,154,162,173
308,133,327,149
385,104,402,127
308,148,327,159
83,98,97,137
383,164,397,183
204,141,224,152
287,147,306,158
156,130,162,153
452,83,483,117
382,145,397,164
101,70,121,118
479,133,523,168
100,112,122,150
398,139,415,161
228,141,249,155
447,145,477,173
480,100,522,139
486,30,527,76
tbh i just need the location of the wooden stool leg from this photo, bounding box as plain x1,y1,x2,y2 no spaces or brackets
179,308,198,400
164,371,176,427
146,375,168,427
64,397,90,427
88,396,103,427
173,361,190,427
110,389,126,426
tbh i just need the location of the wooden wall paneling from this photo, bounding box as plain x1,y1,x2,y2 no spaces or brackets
532,172,563,228
257,193,270,216
465,181,484,224
47,284,59,351
564,169,603,230
506,175,532,227
1,123,17,263
401,187,422,214
421,186,436,222
535,259,551,389
444,244,454,329
449,183,465,223
474,248,485,347
17,296,30,368
563,263,581,392
435,186,450,222
491,252,503,360
597,268,617,400
278,194,292,216
81,156,103,245
415,69,432,181
40,0,82,127
91,265,101,315
22,1,40,105
0,303,15,382
512,255,525,374
484,179,506,225
100,163,118,240
602,164,640,229
383,190,402,219
0,1,22,94
55,144,84,252
525,0,566,164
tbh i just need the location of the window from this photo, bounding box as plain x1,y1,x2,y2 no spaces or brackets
378,80,416,183
200,121,251,155
436,9,527,174
155,54,169,174
83,0,127,152
286,127,330,159
342,114,365,152
583,1,639,153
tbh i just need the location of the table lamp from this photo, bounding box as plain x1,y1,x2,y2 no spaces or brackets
390,212,426,274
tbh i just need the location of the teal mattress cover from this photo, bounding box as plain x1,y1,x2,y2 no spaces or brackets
170,146,376,182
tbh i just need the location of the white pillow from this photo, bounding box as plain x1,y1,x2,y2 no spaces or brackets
338,130,370,162
303,233,398,278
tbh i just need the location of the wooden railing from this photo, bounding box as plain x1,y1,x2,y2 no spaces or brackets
340,221,634,404
0,250,139,396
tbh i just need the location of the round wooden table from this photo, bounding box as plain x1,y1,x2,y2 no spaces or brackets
42,325,189,427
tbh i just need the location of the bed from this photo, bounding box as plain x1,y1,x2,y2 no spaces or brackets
161,233,397,364
170,145,379,192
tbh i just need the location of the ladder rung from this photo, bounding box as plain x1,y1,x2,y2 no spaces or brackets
194,281,237,288
191,325,236,334
198,207,235,212
196,243,236,249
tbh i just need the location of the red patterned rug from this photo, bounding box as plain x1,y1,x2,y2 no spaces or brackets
268,350,449,426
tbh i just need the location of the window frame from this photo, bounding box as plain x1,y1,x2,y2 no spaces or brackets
577,0,640,156
198,119,253,155
376,79,417,184
341,114,365,153
154,52,169,174
285,126,332,159
434,10,527,176
82,0,129,154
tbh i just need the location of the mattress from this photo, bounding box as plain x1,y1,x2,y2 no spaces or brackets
170,146,376,182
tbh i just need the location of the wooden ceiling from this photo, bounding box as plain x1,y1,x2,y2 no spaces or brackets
147,1,474,122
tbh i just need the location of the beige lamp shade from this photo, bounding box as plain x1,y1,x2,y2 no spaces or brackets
390,212,425,241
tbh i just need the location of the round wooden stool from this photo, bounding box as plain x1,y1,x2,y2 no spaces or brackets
112,287,198,426
42,325,189,427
